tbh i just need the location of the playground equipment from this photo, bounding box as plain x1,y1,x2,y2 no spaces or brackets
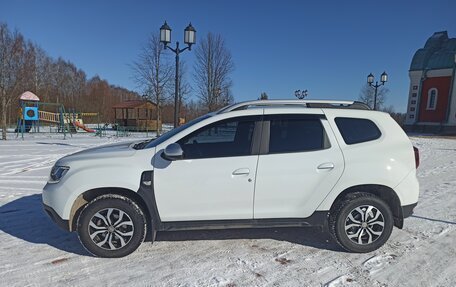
16,91,99,139
73,120,95,133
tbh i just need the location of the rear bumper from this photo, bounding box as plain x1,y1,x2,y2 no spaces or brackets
402,202,417,218
394,169,420,206
43,203,70,231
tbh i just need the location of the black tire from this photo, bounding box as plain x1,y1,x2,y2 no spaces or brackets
77,194,147,258
329,192,393,253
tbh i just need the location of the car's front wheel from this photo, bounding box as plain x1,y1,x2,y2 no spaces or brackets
77,194,147,258
329,192,393,253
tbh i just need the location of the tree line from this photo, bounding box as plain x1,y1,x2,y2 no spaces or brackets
0,23,140,139
0,22,236,139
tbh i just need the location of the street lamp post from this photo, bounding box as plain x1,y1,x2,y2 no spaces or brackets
367,71,388,110
160,21,196,128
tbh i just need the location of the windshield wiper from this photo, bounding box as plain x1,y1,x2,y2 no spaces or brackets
132,139,154,150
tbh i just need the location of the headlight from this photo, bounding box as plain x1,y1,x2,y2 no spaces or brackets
49,166,70,183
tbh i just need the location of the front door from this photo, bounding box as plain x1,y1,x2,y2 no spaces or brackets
153,114,261,222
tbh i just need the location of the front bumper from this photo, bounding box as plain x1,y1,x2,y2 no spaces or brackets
42,181,74,221
43,203,70,231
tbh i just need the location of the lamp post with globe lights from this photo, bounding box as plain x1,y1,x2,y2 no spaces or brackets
294,89,308,99
367,72,388,110
160,21,196,127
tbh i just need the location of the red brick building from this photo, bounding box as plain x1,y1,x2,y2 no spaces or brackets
405,31,456,133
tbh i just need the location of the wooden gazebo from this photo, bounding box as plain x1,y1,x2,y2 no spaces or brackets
112,100,161,131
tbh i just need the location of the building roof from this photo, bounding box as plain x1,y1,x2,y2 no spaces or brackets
112,100,157,109
410,31,456,71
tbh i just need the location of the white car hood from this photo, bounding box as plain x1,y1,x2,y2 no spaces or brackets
56,141,137,165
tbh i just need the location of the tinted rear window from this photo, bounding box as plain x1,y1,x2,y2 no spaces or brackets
269,117,327,153
335,117,381,144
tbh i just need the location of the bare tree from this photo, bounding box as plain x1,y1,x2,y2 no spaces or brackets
132,34,172,134
358,84,389,110
33,46,56,103
0,23,29,140
194,32,234,112
168,60,191,117
381,105,395,114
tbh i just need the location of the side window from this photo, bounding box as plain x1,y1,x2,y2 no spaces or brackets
335,117,381,145
268,116,329,154
177,117,256,159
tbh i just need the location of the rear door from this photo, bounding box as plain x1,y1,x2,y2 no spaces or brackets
253,109,344,219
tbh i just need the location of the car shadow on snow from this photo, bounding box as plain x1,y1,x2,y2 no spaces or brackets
1,195,343,255
36,142,85,148
0,194,90,256
155,226,343,252
411,215,456,225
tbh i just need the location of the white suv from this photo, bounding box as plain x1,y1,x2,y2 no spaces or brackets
42,100,420,257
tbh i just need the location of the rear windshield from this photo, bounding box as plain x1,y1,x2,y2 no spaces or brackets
335,117,381,145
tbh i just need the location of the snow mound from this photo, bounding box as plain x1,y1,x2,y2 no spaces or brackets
363,254,397,274
325,274,360,287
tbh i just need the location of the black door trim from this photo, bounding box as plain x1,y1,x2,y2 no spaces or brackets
160,212,329,231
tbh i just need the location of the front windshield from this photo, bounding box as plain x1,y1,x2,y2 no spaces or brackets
144,114,212,149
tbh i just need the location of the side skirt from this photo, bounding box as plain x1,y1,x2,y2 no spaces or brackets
160,212,330,232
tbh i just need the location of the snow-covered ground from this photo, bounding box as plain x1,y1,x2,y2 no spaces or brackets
0,134,455,287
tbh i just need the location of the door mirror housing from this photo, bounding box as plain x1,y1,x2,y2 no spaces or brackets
163,143,184,161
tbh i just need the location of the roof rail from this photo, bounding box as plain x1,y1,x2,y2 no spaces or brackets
217,99,371,113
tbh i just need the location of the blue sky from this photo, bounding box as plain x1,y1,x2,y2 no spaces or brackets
1,0,455,112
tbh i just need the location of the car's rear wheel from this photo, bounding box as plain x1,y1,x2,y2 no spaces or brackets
329,192,393,253
77,194,146,258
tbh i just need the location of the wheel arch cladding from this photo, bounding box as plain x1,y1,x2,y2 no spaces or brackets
329,184,404,228
70,187,153,237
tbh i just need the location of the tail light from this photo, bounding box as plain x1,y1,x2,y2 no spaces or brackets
413,146,420,169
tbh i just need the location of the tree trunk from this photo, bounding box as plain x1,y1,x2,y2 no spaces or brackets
1,94,7,140
156,105,161,136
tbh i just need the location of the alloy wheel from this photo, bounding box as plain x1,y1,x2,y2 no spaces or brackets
88,208,134,250
344,205,385,245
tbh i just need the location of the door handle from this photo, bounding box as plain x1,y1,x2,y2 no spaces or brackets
232,168,250,175
317,162,335,170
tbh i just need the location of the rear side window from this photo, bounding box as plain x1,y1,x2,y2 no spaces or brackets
335,117,381,145
268,116,328,153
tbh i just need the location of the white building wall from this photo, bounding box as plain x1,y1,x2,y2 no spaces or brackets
426,68,453,77
405,71,423,125
447,72,456,125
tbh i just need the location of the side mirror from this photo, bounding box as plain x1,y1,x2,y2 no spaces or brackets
163,143,184,161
